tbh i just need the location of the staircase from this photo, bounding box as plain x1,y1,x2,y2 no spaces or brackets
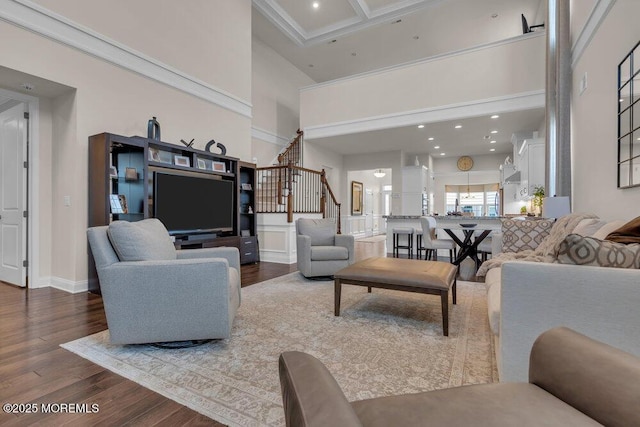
256,130,342,233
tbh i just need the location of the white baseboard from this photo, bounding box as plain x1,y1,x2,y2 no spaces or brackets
259,250,296,264
33,276,88,293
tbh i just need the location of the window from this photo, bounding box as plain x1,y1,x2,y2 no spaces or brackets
382,185,392,216
618,40,640,188
445,184,500,216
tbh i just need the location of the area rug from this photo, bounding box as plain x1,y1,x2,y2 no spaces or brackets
61,272,496,427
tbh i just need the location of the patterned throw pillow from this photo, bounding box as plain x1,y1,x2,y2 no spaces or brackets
501,219,554,253
557,234,640,269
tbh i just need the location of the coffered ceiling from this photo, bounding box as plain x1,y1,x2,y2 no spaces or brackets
253,0,544,82
252,0,546,158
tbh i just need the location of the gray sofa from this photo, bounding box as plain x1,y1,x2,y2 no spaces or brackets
279,327,640,427
87,219,241,344
484,216,640,382
296,218,354,278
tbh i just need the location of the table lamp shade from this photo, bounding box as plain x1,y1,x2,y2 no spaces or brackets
542,196,571,218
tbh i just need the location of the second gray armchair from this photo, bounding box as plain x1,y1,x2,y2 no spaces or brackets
296,218,354,278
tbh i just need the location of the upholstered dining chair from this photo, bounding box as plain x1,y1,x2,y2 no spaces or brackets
87,218,241,345
295,218,354,278
420,216,457,262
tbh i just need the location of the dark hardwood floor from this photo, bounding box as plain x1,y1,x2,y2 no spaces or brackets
0,261,297,426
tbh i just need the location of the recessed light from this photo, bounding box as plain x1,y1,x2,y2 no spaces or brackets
440,152,446,156
490,140,497,144
312,1,319,9
418,124,425,129
490,130,498,134
434,145,440,149
428,137,434,141
491,114,500,119
454,124,462,129
490,148,496,152
308,64,314,67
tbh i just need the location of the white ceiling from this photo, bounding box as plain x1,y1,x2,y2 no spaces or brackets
252,0,546,158
306,108,545,157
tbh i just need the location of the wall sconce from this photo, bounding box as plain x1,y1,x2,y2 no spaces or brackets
373,169,386,178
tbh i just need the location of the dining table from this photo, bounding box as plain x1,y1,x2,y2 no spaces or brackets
439,221,500,268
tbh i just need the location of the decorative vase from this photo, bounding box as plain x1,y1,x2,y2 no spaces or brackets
147,116,161,141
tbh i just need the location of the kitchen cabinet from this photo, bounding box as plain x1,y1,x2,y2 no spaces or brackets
518,138,545,199
401,165,429,215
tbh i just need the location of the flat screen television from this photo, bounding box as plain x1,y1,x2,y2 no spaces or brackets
154,170,234,235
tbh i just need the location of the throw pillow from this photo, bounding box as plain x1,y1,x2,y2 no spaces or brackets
501,219,554,253
557,234,640,269
606,216,640,244
591,220,626,240
572,218,607,237
107,218,177,261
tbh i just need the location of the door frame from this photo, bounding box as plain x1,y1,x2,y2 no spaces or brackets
0,88,40,288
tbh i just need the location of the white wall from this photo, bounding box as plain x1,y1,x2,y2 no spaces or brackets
432,153,503,214
571,0,640,220
251,37,315,166
300,34,545,129
0,0,252,287
31,0,252,101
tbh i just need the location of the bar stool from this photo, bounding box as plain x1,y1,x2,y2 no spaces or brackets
392,227,414,258
416,229,424,259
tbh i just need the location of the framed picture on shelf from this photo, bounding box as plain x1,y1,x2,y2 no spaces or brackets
241,229,251,237
174,155,190,167
124,167,138,181
109,166,118,178
212,161,226,172
241,183,252,190
148,148,160,162
197,158,207,170
109,194,124,213
117,194,129,214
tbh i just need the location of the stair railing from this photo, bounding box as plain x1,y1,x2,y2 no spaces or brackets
256,164,341,233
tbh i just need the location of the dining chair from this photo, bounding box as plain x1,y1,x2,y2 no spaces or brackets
420,216,457,262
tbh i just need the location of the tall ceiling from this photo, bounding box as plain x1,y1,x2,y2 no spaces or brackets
252,0,546,158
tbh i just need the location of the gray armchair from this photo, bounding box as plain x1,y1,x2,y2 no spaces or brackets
87,218,241,344
296,218,354,278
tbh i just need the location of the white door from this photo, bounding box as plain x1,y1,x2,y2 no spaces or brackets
0,103,27,287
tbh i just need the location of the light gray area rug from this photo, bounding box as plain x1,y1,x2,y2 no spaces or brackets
62,273,497,427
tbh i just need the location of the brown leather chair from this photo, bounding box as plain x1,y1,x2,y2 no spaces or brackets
279,327,640,427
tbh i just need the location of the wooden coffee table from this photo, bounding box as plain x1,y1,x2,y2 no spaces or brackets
334,257,458,336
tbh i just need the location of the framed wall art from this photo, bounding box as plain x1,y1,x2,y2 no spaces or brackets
351,181,363,216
